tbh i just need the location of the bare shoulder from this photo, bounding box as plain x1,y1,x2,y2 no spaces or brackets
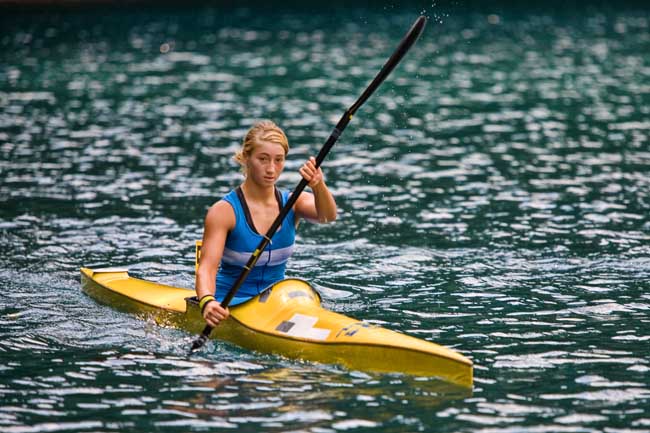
205,199,236,231
293,191,317,223
293,190,314,207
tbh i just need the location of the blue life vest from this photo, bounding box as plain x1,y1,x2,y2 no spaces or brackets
215,187,295,306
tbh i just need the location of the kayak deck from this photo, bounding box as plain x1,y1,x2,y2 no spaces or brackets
80,267,473,388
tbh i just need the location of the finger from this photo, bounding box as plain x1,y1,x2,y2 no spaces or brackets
205,308,222,321
299,167,313,180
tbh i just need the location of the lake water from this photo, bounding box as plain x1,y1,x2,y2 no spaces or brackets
1,2,649,432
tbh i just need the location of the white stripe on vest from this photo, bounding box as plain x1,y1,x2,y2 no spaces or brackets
222,244,294,268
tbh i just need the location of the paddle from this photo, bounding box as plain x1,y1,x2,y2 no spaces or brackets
189,15,427,354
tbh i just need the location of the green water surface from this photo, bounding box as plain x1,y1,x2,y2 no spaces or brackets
1,2,649,432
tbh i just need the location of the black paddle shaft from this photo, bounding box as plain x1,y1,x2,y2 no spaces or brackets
189,15,427,353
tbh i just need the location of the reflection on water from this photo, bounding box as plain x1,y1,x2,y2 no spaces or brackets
0,347,470,432
1,4,649,433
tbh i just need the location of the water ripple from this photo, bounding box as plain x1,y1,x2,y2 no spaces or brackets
1,6,650,433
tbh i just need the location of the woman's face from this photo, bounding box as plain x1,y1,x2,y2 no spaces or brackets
245,140,286,187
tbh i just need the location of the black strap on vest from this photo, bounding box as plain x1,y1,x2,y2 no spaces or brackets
235,186,283,236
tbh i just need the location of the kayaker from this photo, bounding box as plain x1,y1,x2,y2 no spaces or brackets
196,120,337,328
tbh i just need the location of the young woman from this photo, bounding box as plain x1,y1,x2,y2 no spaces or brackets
195,120,337,327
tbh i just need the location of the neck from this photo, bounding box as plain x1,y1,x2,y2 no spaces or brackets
241,178,275,202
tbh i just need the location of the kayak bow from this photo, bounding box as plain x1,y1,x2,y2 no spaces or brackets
80,266,473,388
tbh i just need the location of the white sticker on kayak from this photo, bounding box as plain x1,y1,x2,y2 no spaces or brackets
275,314,330,341
93,268,129,273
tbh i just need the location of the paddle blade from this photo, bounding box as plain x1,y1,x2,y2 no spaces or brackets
349,15,427,114
188,325,212,354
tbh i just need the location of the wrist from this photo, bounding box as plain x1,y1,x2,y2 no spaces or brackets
311,179,325,190
199,295,216,314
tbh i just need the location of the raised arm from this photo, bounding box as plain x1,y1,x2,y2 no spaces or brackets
295,156,337,224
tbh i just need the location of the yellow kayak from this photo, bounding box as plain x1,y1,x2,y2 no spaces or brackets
80,265,473,388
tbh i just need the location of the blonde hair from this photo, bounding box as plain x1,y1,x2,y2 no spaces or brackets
234,120,289,174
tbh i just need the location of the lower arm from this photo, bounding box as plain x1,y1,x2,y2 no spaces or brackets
195,266,217,299
312,182,337,223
